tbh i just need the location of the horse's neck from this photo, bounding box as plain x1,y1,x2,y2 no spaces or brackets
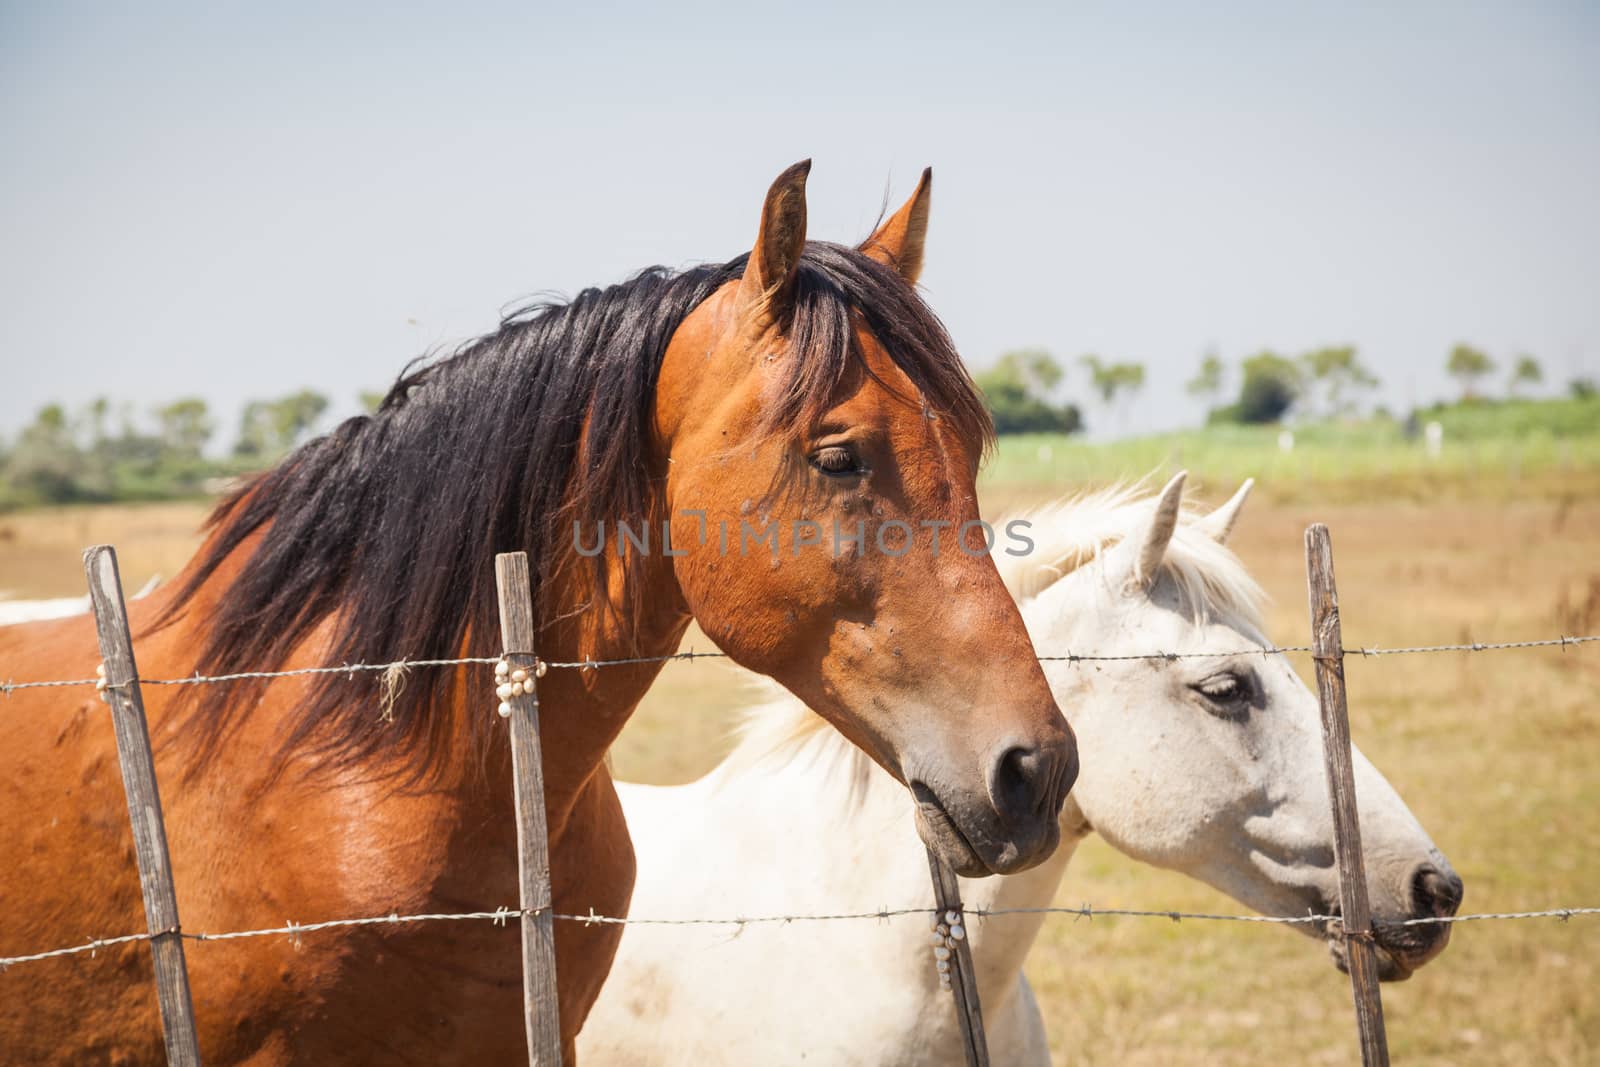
738,722,1085,993
520,556,692,815
167,534,690,835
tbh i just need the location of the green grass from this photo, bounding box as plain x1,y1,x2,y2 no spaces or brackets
982,397,1600,502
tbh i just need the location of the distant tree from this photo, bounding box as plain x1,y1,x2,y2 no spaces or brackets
1079,355,1146,430
990,348,1065,393
1446,344,1495,400
1210,351,1301,425
974,349,1081,435
1507,354,1543,396
1300,345,1378,417
148,397,217,495
2,398,244,505
1185,351,1226,411
154,398,214,460
359,390,388,414
978,379,1083,435
1571,377,1598,400
101,403,168,479
70,396,120,496
2,404,92,503
234,389,330,460
86,397,111,445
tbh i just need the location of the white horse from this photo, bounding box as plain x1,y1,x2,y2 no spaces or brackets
579,475,1462,1066
0,575,160,626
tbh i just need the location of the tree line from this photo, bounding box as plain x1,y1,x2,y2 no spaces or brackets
0,389,356,508
3,347,1592,506
980,342,1588,436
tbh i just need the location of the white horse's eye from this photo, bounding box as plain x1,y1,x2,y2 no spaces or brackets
1193,672,1249,706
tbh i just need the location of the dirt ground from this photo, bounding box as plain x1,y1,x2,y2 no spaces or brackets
2,482,1596,1064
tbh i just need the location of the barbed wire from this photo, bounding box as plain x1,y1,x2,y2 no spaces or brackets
1,931,156,968
1341,635,1600,656
4,634,1596,696
5,903,1595,972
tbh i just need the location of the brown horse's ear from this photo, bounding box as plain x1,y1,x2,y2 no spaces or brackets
735,159,811,325
859,167,932,284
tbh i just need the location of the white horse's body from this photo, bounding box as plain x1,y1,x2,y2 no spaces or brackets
0,576,159,626
0,595,94,626
590,727,1060,1065
581,478,1461,1066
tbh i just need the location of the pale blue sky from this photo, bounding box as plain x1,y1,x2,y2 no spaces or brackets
3,2,1597,442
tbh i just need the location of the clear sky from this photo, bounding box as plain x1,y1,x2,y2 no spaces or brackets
3,2,1596,443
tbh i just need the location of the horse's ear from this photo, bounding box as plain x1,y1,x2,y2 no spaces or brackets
1109,471,1186,593
1195,478,1254,544
735,160,811,325
859,168,932,284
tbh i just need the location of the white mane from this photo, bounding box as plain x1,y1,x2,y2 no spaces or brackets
720,482,1267,779
993,482,1266,629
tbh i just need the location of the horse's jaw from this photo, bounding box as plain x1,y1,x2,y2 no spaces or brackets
1321,915,1453,982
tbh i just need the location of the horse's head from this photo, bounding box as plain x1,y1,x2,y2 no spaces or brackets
653,162,1075,876
1022,474,1461,978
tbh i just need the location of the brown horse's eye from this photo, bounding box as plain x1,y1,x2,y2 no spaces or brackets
811,445,864,477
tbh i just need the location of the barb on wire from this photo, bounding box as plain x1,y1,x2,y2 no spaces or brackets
5,904,1597,972
4,634,1596,697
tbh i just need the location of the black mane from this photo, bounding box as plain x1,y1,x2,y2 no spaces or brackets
161,241,993,779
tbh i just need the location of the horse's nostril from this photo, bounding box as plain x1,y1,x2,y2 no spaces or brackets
1411,866,1464,919
987,743,1063,826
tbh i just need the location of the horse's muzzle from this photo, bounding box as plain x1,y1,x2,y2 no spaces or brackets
1323,862,1464,981
910,735,1076,876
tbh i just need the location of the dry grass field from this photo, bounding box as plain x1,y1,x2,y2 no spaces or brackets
2,477,1597,1064
0,502,211,600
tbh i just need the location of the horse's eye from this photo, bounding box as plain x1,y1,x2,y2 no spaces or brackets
811,445,865,477
1193,672,1249,707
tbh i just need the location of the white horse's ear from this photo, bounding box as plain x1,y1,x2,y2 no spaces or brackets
1106,471,1186,593
1195,478,1253,544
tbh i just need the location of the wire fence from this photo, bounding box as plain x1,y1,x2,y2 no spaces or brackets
3,548,1599,1066
5,902,1597,972
1,626,1596,973
4,633,1596,696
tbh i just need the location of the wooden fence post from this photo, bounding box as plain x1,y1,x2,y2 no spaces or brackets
925,849,991,1067
83,545,202,1067
1304,524,1390,1067
493,552,563,1067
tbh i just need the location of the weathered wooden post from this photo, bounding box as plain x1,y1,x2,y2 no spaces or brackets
493,552,563,1066
83,545,202,1066
925,850,990,1067
1304,524,1390,1067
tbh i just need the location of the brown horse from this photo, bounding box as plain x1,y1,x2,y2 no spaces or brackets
0,162,1076,1063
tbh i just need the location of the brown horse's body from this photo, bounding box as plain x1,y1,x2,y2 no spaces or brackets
0,164,1076,1063
1,552,674,1063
